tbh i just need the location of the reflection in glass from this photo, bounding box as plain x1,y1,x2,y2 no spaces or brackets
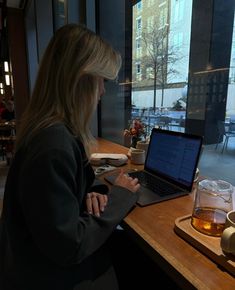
53,0,67,30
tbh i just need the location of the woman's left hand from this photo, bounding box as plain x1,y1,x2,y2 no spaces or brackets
86,192,108,217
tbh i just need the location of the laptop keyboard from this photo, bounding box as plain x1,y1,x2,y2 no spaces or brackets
129,171,179,196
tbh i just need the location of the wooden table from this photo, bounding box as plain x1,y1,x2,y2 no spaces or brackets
94,138,235,290
0,121,16,134
0,121,16,164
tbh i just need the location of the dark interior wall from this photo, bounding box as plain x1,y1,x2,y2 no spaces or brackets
34,0,53,61
97,0,132,145
24,0,98,136
85,0,97,137
7,8,29,123
67,0,80,23
25,0,38,93
25,0,54,93
7,0,131,140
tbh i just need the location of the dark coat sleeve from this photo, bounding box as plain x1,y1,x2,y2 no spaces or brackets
88,178,109,194
18,146,138,267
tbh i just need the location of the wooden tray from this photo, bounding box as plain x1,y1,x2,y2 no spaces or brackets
174,214,235,276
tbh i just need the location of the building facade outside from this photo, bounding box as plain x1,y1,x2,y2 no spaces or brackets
131,0,235,120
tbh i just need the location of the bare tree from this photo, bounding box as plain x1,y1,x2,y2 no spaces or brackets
142,25,183,112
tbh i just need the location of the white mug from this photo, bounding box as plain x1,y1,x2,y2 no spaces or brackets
220,210,235,255
130,148,145,165
136,140,149,156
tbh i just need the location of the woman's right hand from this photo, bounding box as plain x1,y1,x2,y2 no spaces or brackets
114,169,140,193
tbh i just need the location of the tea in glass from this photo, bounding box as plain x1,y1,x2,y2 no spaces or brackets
191,179,233,237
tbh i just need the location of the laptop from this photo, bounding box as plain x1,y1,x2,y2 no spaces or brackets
105,128,203,206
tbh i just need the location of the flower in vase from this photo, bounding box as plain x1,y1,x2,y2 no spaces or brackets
124,119,146,148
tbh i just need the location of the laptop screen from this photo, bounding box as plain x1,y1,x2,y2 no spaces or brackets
145,128,202,189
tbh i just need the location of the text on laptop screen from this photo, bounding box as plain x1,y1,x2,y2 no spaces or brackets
145,130,201,187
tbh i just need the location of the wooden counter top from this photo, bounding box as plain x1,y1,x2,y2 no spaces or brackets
94,138,235,290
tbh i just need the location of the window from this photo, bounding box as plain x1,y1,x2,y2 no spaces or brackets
147,16,154,33
136,37,142,58
229,11,235,84
137,1,142,11
159,5,168,28
136,16,142,36
146,67,154,79
136,37,141,49
132,0,192,122
136,63,141,74
53,0,68,29
136,62,142,81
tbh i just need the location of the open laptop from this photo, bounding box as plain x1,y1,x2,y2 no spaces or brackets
105,128,203,206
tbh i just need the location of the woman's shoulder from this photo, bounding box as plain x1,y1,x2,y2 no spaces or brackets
42,123,72,137
29,123,83,154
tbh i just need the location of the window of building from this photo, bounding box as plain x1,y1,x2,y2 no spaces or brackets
136,62,141,74
136,37,142,58
136,16,142,36
159,4,168,28
147,16,154,33
146,67,154,79
137,0,142,11
136,37,141,50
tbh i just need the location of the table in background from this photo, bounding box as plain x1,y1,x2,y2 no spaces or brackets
94,138,235,290
0,121,16,163
0,119,16,133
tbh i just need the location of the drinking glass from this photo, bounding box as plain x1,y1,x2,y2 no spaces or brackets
191,179,233,237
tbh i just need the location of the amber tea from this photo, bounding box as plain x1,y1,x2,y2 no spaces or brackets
192,179,233,236
191,207,227,237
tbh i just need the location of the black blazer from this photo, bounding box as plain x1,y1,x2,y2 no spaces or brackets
0,124,138,290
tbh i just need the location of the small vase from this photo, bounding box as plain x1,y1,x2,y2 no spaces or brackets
130,136,141,148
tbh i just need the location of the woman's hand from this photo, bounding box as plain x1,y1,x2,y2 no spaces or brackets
86,192,108,217
114,169,140,193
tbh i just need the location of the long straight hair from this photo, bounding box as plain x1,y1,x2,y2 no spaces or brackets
16,24,121,156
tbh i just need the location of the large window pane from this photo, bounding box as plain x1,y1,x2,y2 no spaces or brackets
131,0,192,135
227,11,235,121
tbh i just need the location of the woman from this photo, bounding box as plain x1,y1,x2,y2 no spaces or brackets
0,24,140,290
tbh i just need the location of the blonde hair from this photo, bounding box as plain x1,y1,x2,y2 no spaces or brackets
16,24,121,156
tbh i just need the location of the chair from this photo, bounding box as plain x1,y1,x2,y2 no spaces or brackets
228,122,235,133
156,116,171,129
215,120,235,153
